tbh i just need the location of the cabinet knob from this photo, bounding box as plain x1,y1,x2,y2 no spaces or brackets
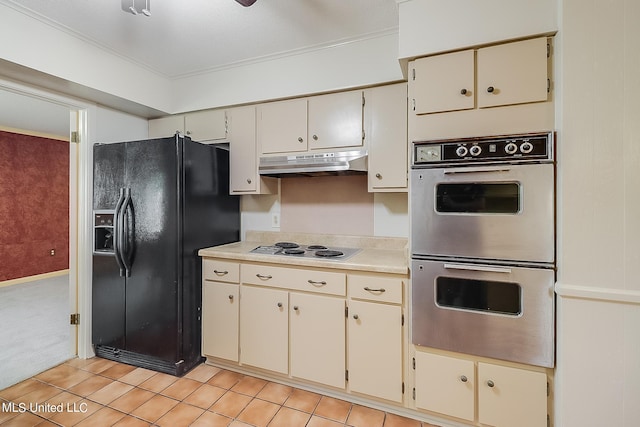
277,302,283,308
298,137,304,143
487,86,495,93
293,306,299,311
460,375,468,383
246,178,252,184
375,173,382,179
312,134,318,141
353,314,359,320
228,295,234,301
460,88,468,95
487,380,495,388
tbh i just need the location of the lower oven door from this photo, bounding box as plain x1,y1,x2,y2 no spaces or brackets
410,163,555,264
411,259,555,368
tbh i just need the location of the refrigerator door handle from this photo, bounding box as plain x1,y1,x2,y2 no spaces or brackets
113,188,126,277
121,188,133,277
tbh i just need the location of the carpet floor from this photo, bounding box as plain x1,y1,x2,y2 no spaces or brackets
0,274,72,389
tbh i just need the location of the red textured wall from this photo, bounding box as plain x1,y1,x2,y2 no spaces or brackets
0,130,69,281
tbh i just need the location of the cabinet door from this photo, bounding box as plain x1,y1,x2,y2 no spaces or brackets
202,281,239,361
348,300,403,402
148,115,184,138
412,50,475,115
258,98,308,154
414,352,474,422
477,37,549,108
308,90,363,150
478,363,547,427
184,109,226,141
290,293,345,388
228,106,258,193
239,286,288,374
366,84,408,191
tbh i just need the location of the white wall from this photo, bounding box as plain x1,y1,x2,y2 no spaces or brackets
170,32,403,113
555,0,640,425
0,3,172,113
397,0,557,61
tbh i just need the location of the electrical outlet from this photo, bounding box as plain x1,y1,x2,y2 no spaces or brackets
271,213,280,228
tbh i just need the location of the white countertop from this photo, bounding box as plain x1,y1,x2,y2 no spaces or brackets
198,231,409,275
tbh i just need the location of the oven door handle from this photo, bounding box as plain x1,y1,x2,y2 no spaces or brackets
444,263,512,274
443,167,511,175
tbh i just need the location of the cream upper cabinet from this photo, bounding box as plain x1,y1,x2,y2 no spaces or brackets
410,36,550,116
239,285,289,374
148,115,185,138
227,106,276,195
258,98,308,154
478,362,548,427
307,90,363,150
258,91,363,155
365,83,408,192
290,293,345,388
184,109,227,141
149,109,227,141
477,37,549,109
414,351,475,422
412,50,475,115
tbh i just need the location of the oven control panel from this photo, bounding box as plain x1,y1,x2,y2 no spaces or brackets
413,132,553,166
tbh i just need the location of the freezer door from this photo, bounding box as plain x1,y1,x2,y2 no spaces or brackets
123,137,180,362
92,143,126,348
93,143,125,210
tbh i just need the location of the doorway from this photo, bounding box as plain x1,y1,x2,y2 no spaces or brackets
0,80,92,388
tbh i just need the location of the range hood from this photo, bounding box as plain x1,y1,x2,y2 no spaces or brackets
259,150,368,177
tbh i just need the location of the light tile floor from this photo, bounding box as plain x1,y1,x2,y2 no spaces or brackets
0,358,438,427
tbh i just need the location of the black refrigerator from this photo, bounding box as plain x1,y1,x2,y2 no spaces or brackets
91,135,240,376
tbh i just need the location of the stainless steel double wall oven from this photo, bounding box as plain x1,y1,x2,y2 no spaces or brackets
410,132,556,368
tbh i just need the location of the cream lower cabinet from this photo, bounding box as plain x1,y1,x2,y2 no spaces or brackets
202,281,239,362
290,292,345,388
347,274,404,402
414,350,548,427
239,285,289,374
202,259,240,362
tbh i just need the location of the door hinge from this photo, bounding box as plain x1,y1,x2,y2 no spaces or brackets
362,129,365,141
402,382,405,394
412,357,415,369
70,131,79,143
412,387,416,400
345,306,349,318
412,68,416,81
547,42,551,58
547,78,551,93
362,94,366,107
345,369,349,381
401,314,404,326
412,98,416,111
70,313,80,325
547,381,550,396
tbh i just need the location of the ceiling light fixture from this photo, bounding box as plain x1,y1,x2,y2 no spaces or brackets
235,0,258,7
141,0,151,16
122,0,150,16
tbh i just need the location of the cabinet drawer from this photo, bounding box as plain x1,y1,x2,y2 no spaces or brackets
348,274,404,304
203,259,240,283
241,264,346,296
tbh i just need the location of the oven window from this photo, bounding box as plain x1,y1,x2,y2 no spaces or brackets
435,276,521,315
436,183,520,214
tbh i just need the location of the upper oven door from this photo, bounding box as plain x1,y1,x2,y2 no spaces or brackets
411,163,555,264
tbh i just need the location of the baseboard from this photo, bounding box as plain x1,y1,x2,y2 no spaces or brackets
0,269,70,288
